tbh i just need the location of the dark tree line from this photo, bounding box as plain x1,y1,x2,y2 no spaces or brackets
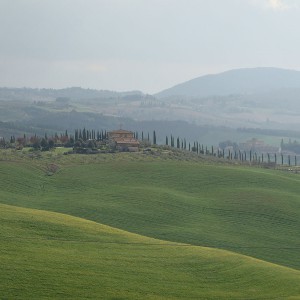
74,129,108,142
1,128,300,167
162,133,299,167
281,139,300,154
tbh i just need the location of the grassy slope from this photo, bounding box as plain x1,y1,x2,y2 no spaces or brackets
0,151,300,272
1,203,300,299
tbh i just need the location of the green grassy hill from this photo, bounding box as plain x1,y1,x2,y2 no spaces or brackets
1,203,300,299
1,150,300,298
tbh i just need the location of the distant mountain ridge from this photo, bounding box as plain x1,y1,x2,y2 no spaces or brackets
155,67,300,98
0,87,148,101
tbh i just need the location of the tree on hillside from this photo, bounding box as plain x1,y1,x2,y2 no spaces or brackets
41,138,49,151
48,139,55,149
153,131,156,145
82,128,87,141
32,139,41,150
0,138,6,148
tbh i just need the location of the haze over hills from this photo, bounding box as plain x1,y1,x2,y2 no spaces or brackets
2,67,300,145
155,67,300,99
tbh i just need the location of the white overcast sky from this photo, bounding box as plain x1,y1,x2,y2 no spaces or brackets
0,0,299,93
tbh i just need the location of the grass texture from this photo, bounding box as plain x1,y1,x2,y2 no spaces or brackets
1,203,300,299
1,150,300,298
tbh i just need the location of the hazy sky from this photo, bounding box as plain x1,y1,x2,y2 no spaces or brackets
0,0,299,93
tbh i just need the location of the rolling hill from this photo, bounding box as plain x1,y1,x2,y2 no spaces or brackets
1,150,300,298
1,203,300,299
155,67,300,98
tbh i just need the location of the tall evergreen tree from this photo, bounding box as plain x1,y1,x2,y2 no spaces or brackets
83,128,87,141
153,131,156,145
75,129,78,141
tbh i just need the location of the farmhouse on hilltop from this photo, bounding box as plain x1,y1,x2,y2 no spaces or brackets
108,129,140,152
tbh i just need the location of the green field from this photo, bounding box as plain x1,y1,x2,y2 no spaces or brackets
1,149,300,298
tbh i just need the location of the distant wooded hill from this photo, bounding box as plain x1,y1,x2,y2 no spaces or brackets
155,67,300,98
0,87,152,101
2,68,300,146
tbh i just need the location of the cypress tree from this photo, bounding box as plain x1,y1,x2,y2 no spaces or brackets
82,128,86,141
